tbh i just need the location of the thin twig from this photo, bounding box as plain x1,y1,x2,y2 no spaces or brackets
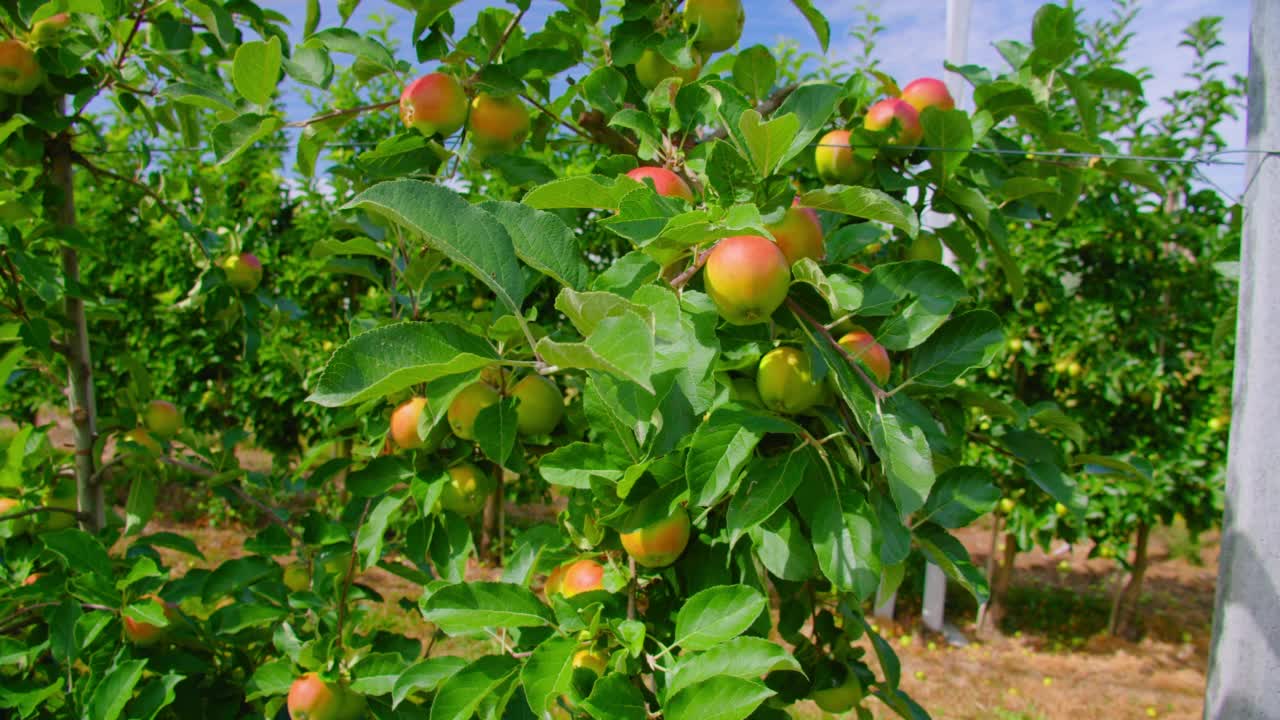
785,298,888,400
520,92,593,141
71,153,210,260
114,2,150,70
286,101,397,129
486,7,527,66
668,248,712,290
0,602,115,636
159,457,305,546
334,499,373,659
0,506,88,524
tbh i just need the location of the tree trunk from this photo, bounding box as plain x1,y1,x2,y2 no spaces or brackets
49,103,102,532
981,531,1017,635
1109,521,1151,638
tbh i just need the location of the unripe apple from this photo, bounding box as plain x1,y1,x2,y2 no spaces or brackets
905,232,942,262
573,649,609,675
1067,361,1083,377
683,0,745,52
863,98,923,147
41,478,77,531
626,166,695,202
766,203,824,266
29,13,71,46
124,428,162,456
439,463,495,517
620,506,691,568
635,48,702,89
1054,502,1068,517
552,559,606,598
288,673,344,720
468,93,530,157
703,235,791,325
222,253,263,293
144,400,182,438
756,346,824,414
511,375,564,437
390,397,429,450
1007,338,1023,353
998,498,1016,515
899,77,955,113
479,364,511,391
399,72,468,138
447,381,499,441
1034,300,1052,314
837,328,891,385
812,670,863,713
0,40,41,96
0,497,28,537
123,595,177,646
814,130,870,185
283,562,310,592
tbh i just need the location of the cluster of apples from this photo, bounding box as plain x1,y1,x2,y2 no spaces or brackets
543,504,692,594
385,367,566,517
635,0,746,89
816,77,956,185
0,12,70,96
399,72,529,157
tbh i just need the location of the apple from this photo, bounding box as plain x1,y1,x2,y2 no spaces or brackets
1054,502,1068,517
0,39,41,96
144,400,182,438
30,13,72,46
766,202,824,266
511,375,564,437
703,235,791,325
0,497,28,537
635,48,702,89
1035,300,1052,314
222,253,263,293
123,428,162,456
756,346,824,415
620,506,691,568
1007,338,1023,353
900,77,955,113
626,166,695,202
815,129,871,185
283,562,309,592
288,673,344,720
399,72,468,138
573,649,609,675
836,328,891,385
41,478,77,531
1067,361,1083,377
479,364,511,391
683,0,745,53
447,382,499,441
390,396,429,450
22,573,40,586
812,670,863,713
863,98,923,147
123,595,177,646
998,498,1016,515
468,93,530,157
551,559,606,598
439,463,495,517
905,232,942,262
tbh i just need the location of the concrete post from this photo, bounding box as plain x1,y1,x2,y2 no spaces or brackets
1204,2,1280,717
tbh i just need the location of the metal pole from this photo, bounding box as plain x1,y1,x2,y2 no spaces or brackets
943,0,973,107
1204,2,1280,717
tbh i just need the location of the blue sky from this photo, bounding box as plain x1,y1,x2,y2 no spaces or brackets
259,0,1251,195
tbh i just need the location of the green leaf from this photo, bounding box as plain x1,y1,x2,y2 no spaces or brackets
520,636,576,713
907,310,1004,386
212,113,283,165
536,312,654,392
347,456,413,497
916,523,989,603
581,674,647,720
474,399,518,466
126,673,184,720
308,322,496,407
283,45,334,89
480,201,591,290
232,36,282,105
343,180,527,314
750,507,818,582
794,470,879,600
392,657,467,708
1026,461,1087,516
305,27,396,71
772,82,844,171
920,108,973,183
538,442,625,488
788,0,831,52
674,585,766,651
666,636,802,697
421,582,555,634
1082,67,1143,95
857,261,968,350
919,466,1000,529
245,659,294,700
554,289,652,337
429,655,520,720
726,449,812,538
357,495,406,571
664,676,774,720
350,652,407,696
522,175,642,211
737,109,800,178
41,529,112,578
87,659,146,720
800,186,919,239
1030,405,1087,445
429,512,474,583
732,45,776,99
1029,3,1079,71
870,407,936,517
124,474,157,536
687,408,797,508
201,556,279,602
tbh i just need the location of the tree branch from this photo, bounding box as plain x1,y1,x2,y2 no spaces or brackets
668,248,712,290
159,457,304,546
0,506,88,524
286,101,397,129
335,499,372,659
114,2,151,70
